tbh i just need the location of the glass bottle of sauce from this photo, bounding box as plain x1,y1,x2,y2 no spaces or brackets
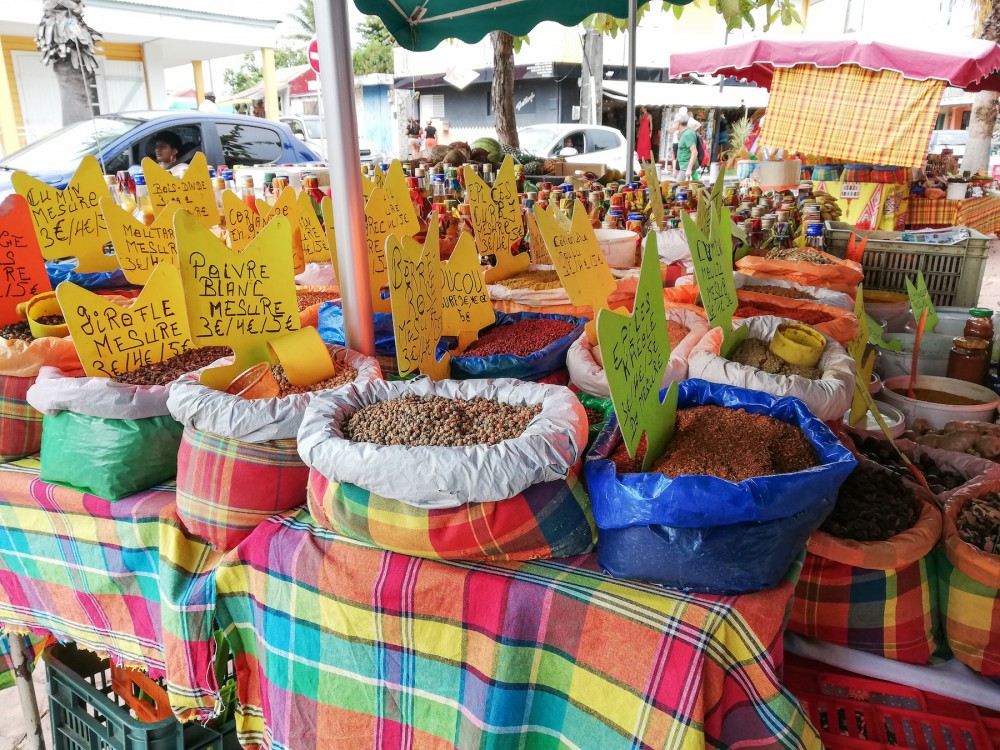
947,336,991,385
212,176,226,228
965,308,994,343
239,175,259,215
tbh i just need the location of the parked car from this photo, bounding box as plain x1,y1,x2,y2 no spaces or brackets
0,111,320,195
280,114,377,164
518,124,641,173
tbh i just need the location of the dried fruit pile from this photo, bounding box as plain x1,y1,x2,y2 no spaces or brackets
764,248,835,265
35,315,65,326
0,322,35,341
957,492,1000,554
462,318,577,358
820,465,920,542
666,320,690,349
734,301,834,325
111,346,233,386
272,363,357,397
744,284,816,301
903,420,1000,461
853,436,966,495
345,394,540,446
296,291,339,311
611,405,817,480
730,337,822,380
498,270,563,291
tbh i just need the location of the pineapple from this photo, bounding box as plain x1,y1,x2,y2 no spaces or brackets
523,160,543,175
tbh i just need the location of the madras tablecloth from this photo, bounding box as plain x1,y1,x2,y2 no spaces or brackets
215,510,820,750
906,196,1000,236
0,458,225,721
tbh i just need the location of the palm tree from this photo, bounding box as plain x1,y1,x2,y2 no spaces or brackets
36,0,101,126
287,0,315,42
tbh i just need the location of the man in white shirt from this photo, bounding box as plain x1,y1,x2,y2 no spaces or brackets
199,92,219,112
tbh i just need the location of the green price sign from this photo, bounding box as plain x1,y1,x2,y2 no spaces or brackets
905,270,938,334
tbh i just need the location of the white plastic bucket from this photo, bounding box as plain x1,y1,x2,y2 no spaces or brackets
946,181,969,200
595,229,639,269
875,332,955,380
759,159,801,191
880,375,1000,429
842,401,906,439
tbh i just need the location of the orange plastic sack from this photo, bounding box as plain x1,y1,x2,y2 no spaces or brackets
295,286,340,329
488,273,638,319
736,251,863,297
0,337,81,378
661,286,859,346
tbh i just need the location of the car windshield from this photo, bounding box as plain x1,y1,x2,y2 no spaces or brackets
519,126,564,155
0,117,144,172
304,119,324,139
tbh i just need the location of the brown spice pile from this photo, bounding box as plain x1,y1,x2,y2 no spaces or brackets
498,270,563,291
271,363,357,397
584,406,606,426
820,465,920,542
745,284,816,301
611,405,817,480
764,248,835,265
666,320,690,349
296,291,339,311
345,394,540,446
0,322,34,341
462,318,576,358
957,492,1000,555
35,315,65,325
111,346,233,385
730,337,823,380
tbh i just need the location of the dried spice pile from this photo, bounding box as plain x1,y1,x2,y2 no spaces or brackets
730,337,823,380
957,492,1000,554
584,406,607,426
764,248,835,265
611,405,817,480
854,436,966,495
498,270,563,291
745,284,816,301
0,322,35,341
296,291,339,311
735,301,834,325
820,465,920,542
272,363,357,397
462,318,576,358
345,394,540,446
111,346,233,386
666,320,690,349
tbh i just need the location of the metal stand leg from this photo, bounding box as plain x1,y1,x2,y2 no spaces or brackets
8,636,45,750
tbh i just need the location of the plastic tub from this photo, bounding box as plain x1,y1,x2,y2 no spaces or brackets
906,306,1000,361
880,375,1000,429
875,332,955,380
947,181,969,200
863,289,911,333
595,228,638,268
869,372,883,395
842,400,906,439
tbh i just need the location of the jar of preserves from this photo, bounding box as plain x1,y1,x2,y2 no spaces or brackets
947,336,991,385
964,308,994,344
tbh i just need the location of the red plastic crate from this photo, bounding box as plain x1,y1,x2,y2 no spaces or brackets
784,654,998,749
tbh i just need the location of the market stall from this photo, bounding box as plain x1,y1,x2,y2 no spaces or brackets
907,194,1000,236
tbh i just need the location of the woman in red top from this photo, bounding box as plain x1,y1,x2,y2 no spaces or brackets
636,106,653,162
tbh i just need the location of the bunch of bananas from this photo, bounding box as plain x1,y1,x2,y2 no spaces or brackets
813,192,843,221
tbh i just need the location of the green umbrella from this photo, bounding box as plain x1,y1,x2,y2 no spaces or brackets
354,0,691,52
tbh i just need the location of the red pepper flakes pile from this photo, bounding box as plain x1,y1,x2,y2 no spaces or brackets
734,300,833,325
462,318,576,358
611,405,817,481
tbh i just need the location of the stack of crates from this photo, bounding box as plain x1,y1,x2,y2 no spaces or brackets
824,221,992,308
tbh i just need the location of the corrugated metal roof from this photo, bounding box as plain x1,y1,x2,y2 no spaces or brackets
90,0,283,24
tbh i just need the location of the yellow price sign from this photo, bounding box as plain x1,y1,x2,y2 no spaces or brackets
526,212,552,265
441,232,494,352
222,190,263,251
364,186,408,314
533,201,617,344
260,189,304,275
644,162,665,231
101,198,181,285
386,219,449,379
382,160,420,238
320,196,341,287
0,194,53,326
57,261,192,378
11,154,116,273
142,152,219,228
466,156,530,284
174,209,300,390
297,191,331,265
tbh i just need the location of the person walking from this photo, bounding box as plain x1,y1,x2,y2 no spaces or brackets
674,112,700,181
636,106,653,162
405,118,421,157
423,120,438,148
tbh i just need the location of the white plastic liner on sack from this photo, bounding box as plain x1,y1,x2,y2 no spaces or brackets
566,309,710,399
654,228,694,274
295,262,338,289
27,366,173,419
167,346,381,443
486,264,640,307
297,377,588,508
687,315,857,422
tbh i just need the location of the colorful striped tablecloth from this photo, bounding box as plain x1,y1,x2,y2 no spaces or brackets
906,196,1000,236
0,458,225,721
215,510,819,750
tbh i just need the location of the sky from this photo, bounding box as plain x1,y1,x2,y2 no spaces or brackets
163,0,367,96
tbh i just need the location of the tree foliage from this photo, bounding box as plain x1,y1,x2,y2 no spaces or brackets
223,47,307,94
352,17,397,75
287,0,315,42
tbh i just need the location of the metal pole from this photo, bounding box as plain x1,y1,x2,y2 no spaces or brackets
9,636,45,750
625,0,637,182
313,0,375,355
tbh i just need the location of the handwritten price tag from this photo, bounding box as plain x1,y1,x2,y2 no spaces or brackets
0,194,53,326
906,270,938,334
387,219,449,379
57,262,192,378
441,232,494,352
222,190,262,251
259,189,304,275
382,161,420,238
597,235,677,470
526,212,552,265
143,152,219,229
321,196,340,287
12,154,116,273
174,209,300,390
297,191,331,265
533,201,617,344
467,156,530,284
644,162,665,231
101,198,181,285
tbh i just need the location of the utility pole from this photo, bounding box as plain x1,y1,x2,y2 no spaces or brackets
579,28,603,125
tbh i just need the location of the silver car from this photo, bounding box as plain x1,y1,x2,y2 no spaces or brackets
280,114,376,164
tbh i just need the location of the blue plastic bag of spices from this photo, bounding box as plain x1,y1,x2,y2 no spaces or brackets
584,379,856,594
